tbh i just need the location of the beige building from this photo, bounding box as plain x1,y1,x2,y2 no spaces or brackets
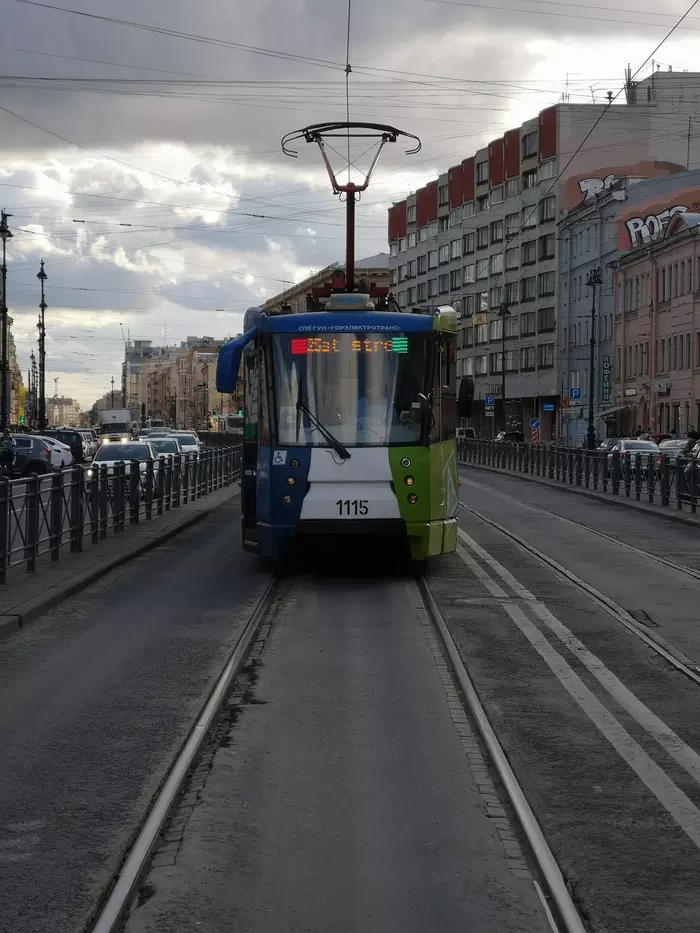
50,396,81,426
265,254,390,314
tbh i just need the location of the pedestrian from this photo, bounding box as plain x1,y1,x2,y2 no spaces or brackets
0,429,16,478
670,428,677,440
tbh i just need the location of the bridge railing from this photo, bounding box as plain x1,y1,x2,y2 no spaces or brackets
457,439,700,515
0,445,242,584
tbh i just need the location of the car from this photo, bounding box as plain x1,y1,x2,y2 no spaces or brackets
495,430,525,443
34,435,73,469
597,437,621,452
607,439,659,469
87,440,163,495
12,435,53,477
166,432,201,456
148,437,183,458
41,428,87,464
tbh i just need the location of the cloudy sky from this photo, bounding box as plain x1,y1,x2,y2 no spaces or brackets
1,0,698,407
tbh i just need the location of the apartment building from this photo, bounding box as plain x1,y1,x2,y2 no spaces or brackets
388,70,700,439
265,254,390,313
612,209,700,436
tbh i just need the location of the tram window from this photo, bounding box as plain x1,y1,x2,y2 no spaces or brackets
259,348,272,445
243,351,259,440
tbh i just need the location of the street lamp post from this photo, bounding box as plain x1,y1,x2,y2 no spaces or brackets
498,301,510,431
586,267,603,451
0,212,13,433
110,377,115,409
37,259,47,430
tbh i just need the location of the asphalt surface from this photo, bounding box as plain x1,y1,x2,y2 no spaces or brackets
0,498,270,933
123,576,550,933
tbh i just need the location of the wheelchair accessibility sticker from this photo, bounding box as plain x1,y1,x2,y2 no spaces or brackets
272,450,287,466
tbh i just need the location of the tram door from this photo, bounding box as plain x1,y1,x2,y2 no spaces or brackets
241,347,259,544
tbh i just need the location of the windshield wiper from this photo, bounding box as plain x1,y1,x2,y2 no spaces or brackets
296,400,351,460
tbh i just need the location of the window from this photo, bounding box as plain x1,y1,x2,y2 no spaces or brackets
397,290,407,306
505,281,519,304
428,249,438,270
464,326,474,347
522,131,537,158
520,311,536,336
537,306,555,332
463,232,475,254
439,216,449,232
538,271,555,297
407,204,416,224
490,219,504,243
520,346,536,370
464,201,476,218
505,247,519,271
489,285,503,308
475,355,488,375
476,258,489,280
505,177,520,198
539,159,556,180
428,278,438,298
475,324,488,344
438,184,448,206
417,282,427,301
490,186,504,205
506,213,519,238
449,207,463,227
463,263,476,284
522,169,538,189
479,291,489,312
418,227,427,243
465,357,474,376
687,333,692,369
521,276,536,301
465,295,476,316
438,274,449,294
407,260,416,278
438,244,450,264
490,253,504,275
407,286,416,304
540,196,555,223
390,241,399,257
521,240,537,265
450,269,462,290
505,316,519,338
489,319,503,341
504,349,517,371
489,353,503,374
522,206,537,229
417,254,427,275
476,195,489,213
538,233,555,260
398,264,406,282
427,221,439,238
476,226,489,249
538,343,554,368
400,237,408,251
476,160,489,184
450,238,462,260
407,232,416,248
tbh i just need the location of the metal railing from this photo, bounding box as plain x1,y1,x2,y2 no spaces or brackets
458,439,700,516
0,446,241,584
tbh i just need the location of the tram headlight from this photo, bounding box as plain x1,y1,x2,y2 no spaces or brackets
286,476,295,485
404,475,415,486
283,495,292,504
400,457,411,468
407,494,418,504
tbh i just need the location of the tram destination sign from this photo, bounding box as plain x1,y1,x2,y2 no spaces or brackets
290,336,408,355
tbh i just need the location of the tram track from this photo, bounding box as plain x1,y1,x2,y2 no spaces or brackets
84,569,585,933
459,478,700,688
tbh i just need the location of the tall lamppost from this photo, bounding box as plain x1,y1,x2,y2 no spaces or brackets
498,300,510,431
0,212,13,432
37,259,47,430
586,267,603,450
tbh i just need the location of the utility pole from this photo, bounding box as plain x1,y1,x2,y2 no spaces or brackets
586,267,603,451
498,300,510,431
110,376,115,409
0,212,13,433
37,259,47,430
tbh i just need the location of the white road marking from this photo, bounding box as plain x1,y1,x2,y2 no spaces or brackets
458,526,700,787
453,532,700,852
456,544,509,599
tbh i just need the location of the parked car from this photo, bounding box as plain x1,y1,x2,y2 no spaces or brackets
597,437,621,452
607,439,660,469
13,435,52,477
656,438,689,474
35,435,73,469
41,428,87,464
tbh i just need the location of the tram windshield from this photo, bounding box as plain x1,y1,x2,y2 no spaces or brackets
272,332,430,447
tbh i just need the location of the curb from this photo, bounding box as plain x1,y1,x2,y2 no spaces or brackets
459,461,700,531
0,490,238,641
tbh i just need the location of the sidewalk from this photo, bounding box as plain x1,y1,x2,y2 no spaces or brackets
0,485,239,640
461,461,700,530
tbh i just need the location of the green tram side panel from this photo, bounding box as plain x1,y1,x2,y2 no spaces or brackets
389,440,458,560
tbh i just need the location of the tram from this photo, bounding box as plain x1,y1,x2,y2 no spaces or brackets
216,122,473,564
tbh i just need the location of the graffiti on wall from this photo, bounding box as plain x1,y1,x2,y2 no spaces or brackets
562,161,686,212
578,174,646,202
617,192,700,249
624,205,689,246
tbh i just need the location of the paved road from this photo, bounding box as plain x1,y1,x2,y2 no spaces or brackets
0,498,269,933
123,576,550,933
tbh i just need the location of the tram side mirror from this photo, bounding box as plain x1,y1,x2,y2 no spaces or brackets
418,393,433,416
457,376,474,419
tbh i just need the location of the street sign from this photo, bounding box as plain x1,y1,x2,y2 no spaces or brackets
569,387,581,402
569,406,582,418
529,417,541,429
485,395,495,406
485,409,494,417
531,428,540,444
